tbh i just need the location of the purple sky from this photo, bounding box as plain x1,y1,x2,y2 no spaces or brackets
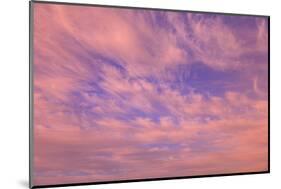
33,2,268,186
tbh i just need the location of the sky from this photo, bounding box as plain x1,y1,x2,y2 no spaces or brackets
33,2,269,186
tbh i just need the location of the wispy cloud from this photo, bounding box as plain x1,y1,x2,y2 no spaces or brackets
33,3,268,186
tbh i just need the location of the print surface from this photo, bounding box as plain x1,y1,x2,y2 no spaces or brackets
33,3,269,186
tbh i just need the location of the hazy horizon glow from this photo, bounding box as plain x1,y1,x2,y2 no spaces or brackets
33,2,269,186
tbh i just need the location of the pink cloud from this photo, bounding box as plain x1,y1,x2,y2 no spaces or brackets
32,2,268,186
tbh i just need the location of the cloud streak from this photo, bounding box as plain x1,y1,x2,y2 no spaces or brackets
33,3,269,186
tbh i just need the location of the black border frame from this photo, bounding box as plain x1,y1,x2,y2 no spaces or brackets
29,1,270,188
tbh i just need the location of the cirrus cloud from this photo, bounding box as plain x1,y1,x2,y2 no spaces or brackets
33,2,269,186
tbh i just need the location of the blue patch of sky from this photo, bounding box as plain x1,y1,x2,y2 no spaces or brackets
141,142,183,151
188,137,221,153
192,114,221,123
221,15,259,31
165,61,241,97
153,11,176,32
